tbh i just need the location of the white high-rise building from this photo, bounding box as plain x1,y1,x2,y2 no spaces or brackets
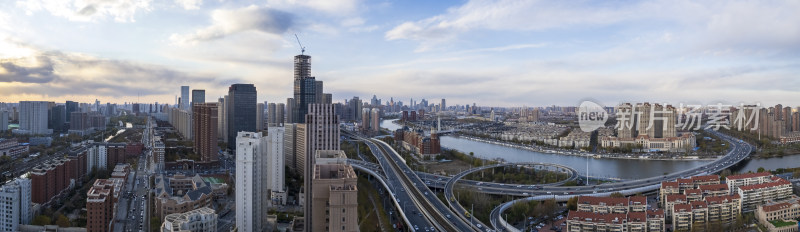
235,132,267,232
267,127,286,205
87,144,107,172
18,101,51,135
0,177,32,232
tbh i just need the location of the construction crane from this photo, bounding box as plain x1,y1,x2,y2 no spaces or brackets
294,34,306,55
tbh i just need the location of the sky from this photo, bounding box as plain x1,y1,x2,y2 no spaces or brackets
1,0,800,107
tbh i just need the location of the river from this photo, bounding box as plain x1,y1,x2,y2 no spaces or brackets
381,119,800,179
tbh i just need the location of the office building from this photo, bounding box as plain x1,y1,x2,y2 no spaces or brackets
304,104,340,231
267,126,286,205
235,132,268,232
155,140,165,172
161,207,218,232
311,158,358,232
0,178,32,232
192,89,205,106
18,101,52,135
181,86,190,110
292,55,318,123
65,101,78,122
193,103,219,162
227,84,258,150
322,93,332,104
50,105,66,133
441,98,446,111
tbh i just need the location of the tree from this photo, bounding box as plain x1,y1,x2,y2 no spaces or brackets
56,214,71,227
793,169,800,179
610,192,624,198
757,167,766,173
566,196,579,211
32,215,52,226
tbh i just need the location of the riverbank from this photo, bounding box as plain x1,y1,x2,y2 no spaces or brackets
446,134,718,161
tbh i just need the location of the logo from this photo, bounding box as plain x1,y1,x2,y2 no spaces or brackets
578,100,607,132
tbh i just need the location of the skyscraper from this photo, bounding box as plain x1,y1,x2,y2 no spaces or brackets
50,105,66,133
304,104,340,231
286,98,295,124
292,55,319,123
19,101,52,135
192,89,206,106
227,84,257,150
193,103,218,162
181,86,190,110
268,103,277,126
65,101,78,122
276,103,285,125
257,103,265,131
322,93,332,104
235,132,268,232
441,98,446,111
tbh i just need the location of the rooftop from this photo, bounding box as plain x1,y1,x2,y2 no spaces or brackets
726,172,771,180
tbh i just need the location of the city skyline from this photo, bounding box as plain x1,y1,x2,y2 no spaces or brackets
1,1,800,107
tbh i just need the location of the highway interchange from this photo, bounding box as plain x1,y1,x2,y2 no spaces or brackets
347,128,754,232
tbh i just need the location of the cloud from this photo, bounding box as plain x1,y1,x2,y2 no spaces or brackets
15,0,152,22
169,5,296,45
0,40,230,101
266,0,361,16
386,0,800,53
174,0,202,10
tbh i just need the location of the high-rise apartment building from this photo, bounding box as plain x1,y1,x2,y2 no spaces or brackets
267,127,286,205
192,89,205,106
1,110,8,131
193,103,219,162
276,103,285,125
0,178,32,232
227,84,257,150
283,123,298,172
218,97,227,142
18,101,52,135
181,86,190,110
235,132,268,232
268,103,277,126
304,104,340,231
